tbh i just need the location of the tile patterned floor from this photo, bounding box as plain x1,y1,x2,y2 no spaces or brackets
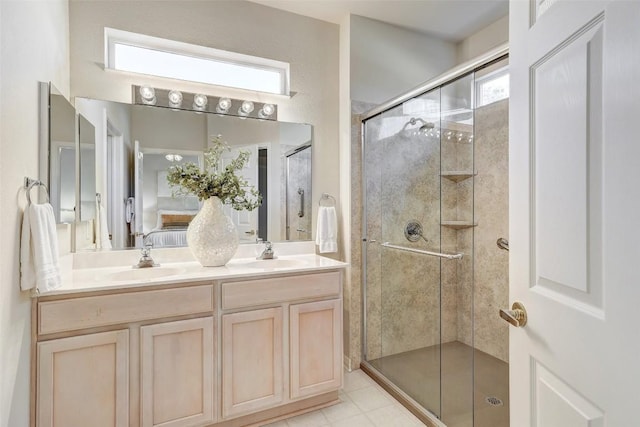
262,369,425,427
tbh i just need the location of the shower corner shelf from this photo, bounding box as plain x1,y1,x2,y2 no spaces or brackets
441,221,478,230
441,171,477,183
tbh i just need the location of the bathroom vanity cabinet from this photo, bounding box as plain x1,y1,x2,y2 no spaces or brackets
32,269,343,427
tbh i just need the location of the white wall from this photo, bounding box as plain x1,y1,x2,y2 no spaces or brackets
350,15,458,105
0,2,70,426
69,0,340,243
456,15,509,64
132,106,207,152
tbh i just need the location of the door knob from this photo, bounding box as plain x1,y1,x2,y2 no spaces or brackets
244,230,256,235
499,302,527,327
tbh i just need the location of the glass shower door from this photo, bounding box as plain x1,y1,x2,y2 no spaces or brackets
439,72,475,427
363,88,443,418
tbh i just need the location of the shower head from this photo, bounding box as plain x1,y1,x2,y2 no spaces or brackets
399,117,436,136
409,117,435,131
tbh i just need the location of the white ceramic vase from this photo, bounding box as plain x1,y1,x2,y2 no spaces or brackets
186,197,239,266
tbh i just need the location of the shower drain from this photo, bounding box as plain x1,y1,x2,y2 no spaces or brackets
485,396,504,407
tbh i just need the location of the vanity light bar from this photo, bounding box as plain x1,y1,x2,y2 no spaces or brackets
132,85,278,121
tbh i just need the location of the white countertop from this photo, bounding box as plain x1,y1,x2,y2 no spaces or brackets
44,244,348,297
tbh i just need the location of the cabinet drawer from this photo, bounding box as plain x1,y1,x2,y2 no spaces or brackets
222,271,340,310
38,285,214,335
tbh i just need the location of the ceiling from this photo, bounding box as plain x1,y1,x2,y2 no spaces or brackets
248,0,509,42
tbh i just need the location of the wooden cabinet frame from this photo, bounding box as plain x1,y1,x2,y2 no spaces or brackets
33,270,343,427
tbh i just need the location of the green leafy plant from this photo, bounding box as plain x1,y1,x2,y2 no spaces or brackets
166,135,262,211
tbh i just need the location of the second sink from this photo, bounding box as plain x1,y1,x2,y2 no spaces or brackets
238,258,308,270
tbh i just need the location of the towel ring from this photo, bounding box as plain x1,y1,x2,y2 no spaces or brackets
25,177,50,205
319,193,336,207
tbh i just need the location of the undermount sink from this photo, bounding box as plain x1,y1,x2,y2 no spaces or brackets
240,258,309,269
107,267,185,282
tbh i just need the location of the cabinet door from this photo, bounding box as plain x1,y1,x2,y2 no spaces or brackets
290,299,342,399
37,330,129,427
140,317,214,427
222,307,283,418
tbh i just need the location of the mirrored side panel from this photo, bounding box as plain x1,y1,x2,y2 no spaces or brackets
41,82,77,225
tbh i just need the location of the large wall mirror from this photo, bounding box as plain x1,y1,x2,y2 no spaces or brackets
43,84,312,252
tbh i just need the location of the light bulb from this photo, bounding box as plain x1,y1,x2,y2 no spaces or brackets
238,101,254,116
165,154,184,162
216,97,232,113
193,94,208,110
168,90,183,107
259,103,275,118
139,86,156,105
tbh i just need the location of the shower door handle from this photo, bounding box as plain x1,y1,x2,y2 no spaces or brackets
499,302,527,327
297,188,304,217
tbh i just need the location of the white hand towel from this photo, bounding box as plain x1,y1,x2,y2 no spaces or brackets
97,203,112,249
20,203,61,292
20,207,36,290
316,206,338,254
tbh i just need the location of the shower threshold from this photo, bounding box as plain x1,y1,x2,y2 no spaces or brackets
362,341,509,427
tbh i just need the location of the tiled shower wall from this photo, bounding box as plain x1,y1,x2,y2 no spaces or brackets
470,99,509,362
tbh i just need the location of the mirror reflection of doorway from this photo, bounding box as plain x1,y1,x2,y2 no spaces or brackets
258,148,268,242
285,143,312,241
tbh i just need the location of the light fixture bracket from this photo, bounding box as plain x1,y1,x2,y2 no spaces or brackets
132,85,277,120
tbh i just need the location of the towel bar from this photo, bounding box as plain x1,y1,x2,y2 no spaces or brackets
381,242,463,260
319,193,336,207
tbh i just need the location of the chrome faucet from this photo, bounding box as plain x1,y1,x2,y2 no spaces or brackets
256,241,275,260
135,244,159,268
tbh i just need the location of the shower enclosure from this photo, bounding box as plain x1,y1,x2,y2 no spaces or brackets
361,49,509,427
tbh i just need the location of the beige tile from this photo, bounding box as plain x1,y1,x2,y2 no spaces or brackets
366,405,422,427
321,397,362,423
348,386,394,412
330,414,375,427
261,421,288,427
393,404,425,426
343,369,376,392
285,410,329,427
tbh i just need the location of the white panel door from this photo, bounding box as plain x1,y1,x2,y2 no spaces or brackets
509,0,640,425
134,139,144,248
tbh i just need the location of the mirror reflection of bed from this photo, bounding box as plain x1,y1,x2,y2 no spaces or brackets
140,151,201,248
